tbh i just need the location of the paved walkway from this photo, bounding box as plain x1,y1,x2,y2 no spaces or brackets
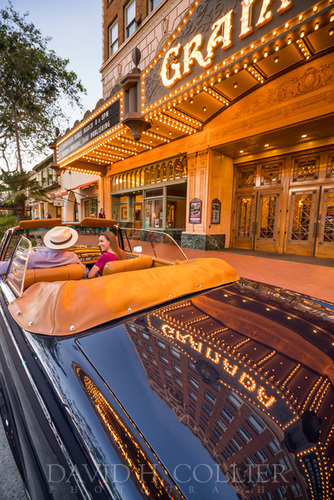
182,248,334,304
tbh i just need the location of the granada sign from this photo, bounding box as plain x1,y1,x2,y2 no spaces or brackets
144,0,317,107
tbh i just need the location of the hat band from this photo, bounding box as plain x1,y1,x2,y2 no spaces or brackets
49,235,73,246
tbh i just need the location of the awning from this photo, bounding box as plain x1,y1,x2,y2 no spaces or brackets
51,190,68,198
70,180,98,190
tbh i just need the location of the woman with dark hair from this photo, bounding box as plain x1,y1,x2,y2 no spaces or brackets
99,208,106,219
88,231,125,278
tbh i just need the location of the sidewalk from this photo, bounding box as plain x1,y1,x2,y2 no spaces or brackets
181,248,334,304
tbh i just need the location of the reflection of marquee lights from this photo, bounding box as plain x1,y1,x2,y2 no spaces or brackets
161,322,277,409
79,371,177,499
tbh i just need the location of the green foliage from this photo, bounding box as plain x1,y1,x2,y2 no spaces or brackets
0,2,86,171
0,214,18,239
0,170,50,220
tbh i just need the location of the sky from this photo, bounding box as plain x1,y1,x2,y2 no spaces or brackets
7,0,103,134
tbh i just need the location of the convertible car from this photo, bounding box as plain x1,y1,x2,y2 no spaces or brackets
0,218,333,499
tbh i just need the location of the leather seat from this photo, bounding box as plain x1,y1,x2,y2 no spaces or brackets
102,255,153,276
24,264,85,289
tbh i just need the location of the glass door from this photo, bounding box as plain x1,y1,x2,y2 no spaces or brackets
286,189,319,256
233,191,281,251
254,192,281,252
233,194,256,249
314,186,334,258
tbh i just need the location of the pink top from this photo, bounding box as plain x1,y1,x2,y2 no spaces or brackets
95,251,126,271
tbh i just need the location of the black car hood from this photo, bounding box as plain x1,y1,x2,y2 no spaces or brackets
76,279,334,499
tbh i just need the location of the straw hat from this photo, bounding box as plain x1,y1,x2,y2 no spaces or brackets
43,226,78,250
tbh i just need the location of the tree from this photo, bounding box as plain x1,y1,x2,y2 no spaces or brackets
0,170,50,220
0,3,86,171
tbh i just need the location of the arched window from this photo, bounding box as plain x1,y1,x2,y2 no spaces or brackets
144,168,149,185
150,166,155,183
156,165,161,182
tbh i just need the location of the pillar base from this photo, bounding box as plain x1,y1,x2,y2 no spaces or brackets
181,233,225,251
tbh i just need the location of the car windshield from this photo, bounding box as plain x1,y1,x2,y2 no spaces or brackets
6,236,31,297
119,228,188,262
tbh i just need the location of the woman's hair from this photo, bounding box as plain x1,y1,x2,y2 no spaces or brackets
100,231,125,260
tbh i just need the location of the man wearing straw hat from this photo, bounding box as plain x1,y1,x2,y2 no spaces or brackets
0,226,88,276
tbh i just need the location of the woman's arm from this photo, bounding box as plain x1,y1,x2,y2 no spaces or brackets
88,265,100,278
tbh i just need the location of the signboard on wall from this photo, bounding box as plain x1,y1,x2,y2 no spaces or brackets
57,98,121,161
53,200,64,207
189,199,202,224
211,198,221,224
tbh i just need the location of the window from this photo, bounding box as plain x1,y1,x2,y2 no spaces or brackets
201,413,209,425
170,346,180,359
189,401,196,411
150,358,157,366
189,375,199,390
163,368,171,377
230,437,242,450
109,19,118,56
221,407,234,423
227,391,243,409
189,390,197,401
159,353,169,364
205,390,216,406
141,331,149,340
247,413,266,433
267,439,281,455
245,456,256,466
174,376,183,388
156,339,165,350
290,484,302,497
216,419,227,432
202,403,212,416
172,362,181,374
125,0,136,38
237,427,252,443
225,444,235,456
145,344,153,354
255,449,268,463
149,0,162,13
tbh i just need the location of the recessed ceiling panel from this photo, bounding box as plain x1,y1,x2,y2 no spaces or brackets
176,91,225,122
214,69,259,101
307,22,334,53
256,45,303,78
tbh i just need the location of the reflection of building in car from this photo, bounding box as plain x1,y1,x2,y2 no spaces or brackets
125,281,334,499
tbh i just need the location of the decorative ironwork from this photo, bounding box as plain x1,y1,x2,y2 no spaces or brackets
258,194,279,240
236,196,254,239
260,162,282,185
290,193,314,241
237,167,256,189
293,156,319,182
322,190,334,244
326,152,334,178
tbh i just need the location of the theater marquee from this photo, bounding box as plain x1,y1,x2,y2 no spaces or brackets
143,0,318,108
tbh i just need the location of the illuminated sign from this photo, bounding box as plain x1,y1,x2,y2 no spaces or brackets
57,99,120,161
160,0,291,87
144,0,317,107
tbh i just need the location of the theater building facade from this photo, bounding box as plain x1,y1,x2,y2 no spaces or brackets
54,0,334,257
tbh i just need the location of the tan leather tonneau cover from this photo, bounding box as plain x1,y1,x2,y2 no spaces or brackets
8,258,238,336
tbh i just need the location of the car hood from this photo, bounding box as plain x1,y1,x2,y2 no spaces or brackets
74,279,334,499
